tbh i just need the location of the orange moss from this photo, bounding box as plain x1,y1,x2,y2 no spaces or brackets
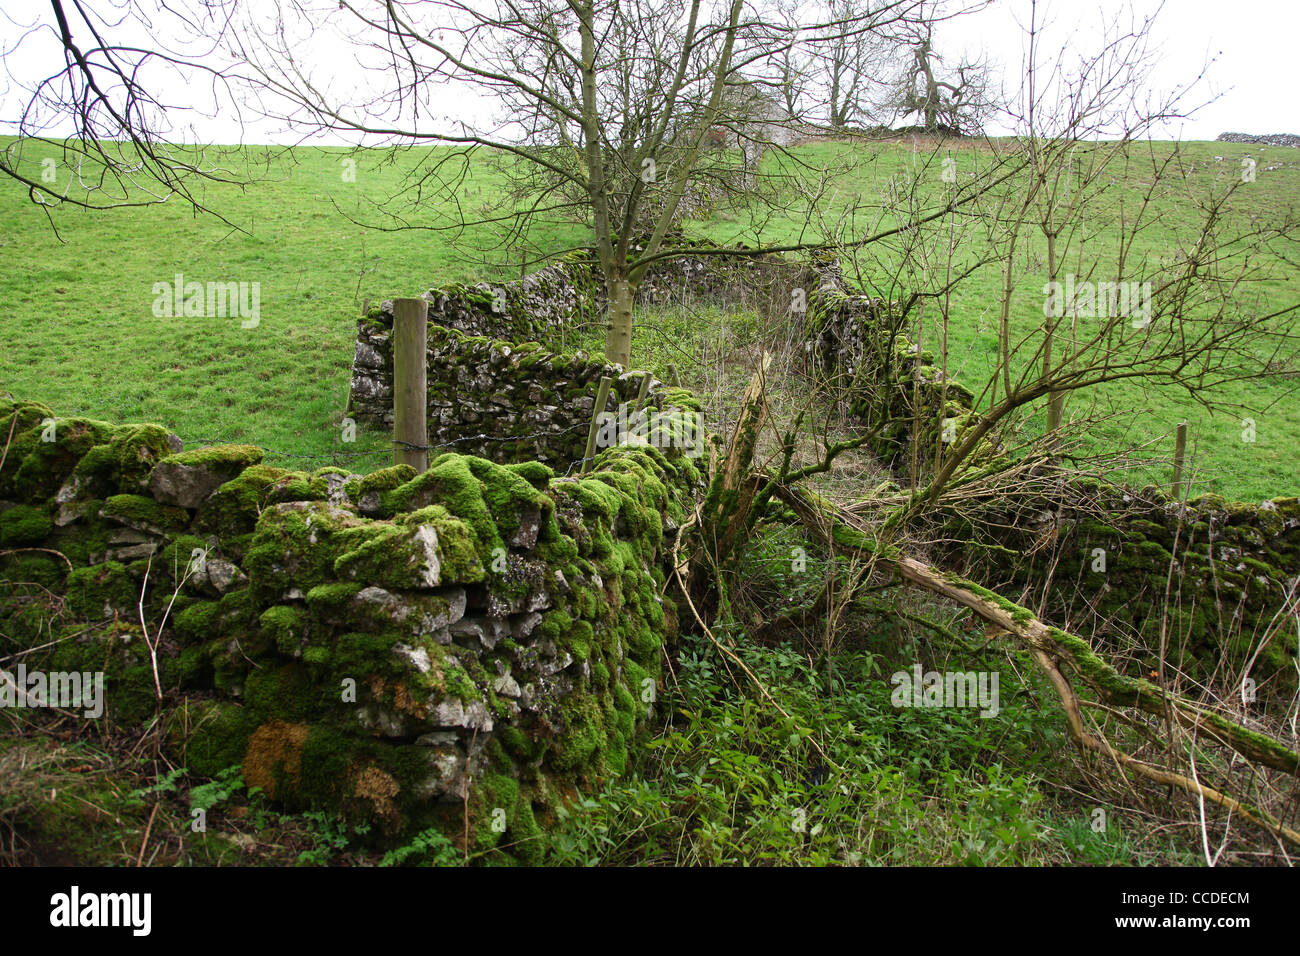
242,720,310,800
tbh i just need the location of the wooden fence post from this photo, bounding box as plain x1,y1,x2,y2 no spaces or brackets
393,297,429,473
1171,421,1187,500
582,376,614,473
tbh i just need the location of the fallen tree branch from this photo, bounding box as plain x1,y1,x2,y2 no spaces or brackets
702,352,772,565
771,480,1300,846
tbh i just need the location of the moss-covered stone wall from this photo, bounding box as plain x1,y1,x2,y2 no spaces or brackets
802,260,987,475
343,240,1297,727
800,263,1297,688
347,243,795,464
352,314,704,467
950,482,1300,693
0,398,704,860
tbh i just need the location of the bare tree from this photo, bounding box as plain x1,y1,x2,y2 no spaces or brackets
885,20,994,134
686,3,1300,848
769,0,902,129
799,1,1298,513
233,0,932,367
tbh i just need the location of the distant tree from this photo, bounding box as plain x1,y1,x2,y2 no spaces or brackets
770,0,920,130
887,22,994,134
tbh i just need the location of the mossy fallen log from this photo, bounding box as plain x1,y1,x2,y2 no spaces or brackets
771,480,1300,846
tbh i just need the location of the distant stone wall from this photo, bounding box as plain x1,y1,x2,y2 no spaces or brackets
1216,132,1300,148
801,259,987,476
411,253,598,344
348,242,790,468
0,397,704,859
624,244,797,312
798,265,1298,689
351,313,705,467
346,244,1299,698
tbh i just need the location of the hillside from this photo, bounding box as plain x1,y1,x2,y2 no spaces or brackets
1,136,1297,500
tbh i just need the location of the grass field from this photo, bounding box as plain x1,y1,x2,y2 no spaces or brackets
700,138,1300,501
1,135,1296,500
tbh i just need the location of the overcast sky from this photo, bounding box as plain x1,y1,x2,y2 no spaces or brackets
964,0,1299,139
0,0,1295,145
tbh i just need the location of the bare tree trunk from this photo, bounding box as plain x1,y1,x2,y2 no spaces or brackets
1043,230,1063,440
604,275,635,367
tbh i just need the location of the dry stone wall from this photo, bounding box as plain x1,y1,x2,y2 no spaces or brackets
348,246,1297,698
352,309,705,467
802,259,986,474
0,397,704,860
348,242,796,467
947,482,1300,691
1216,132,1300,148
794,263,1298,688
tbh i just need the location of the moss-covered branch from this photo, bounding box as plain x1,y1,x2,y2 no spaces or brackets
772,481,1300,845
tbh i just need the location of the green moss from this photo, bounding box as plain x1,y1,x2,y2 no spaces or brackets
568,619,594,661
604,724,628,775
831,523,878,554
656,386,703,413
150,534,208,580
64,561,136,618
0,399,55,437
108,424,178,492
1048,627,1160,703
404,506,487,582
1271,497,1299,520
305,581,366,609
539,608,574,643
268,473,326,503
1,417,118,502
506,460,553,490
333,509,484,589
63,444,118,498
940,571,1038,625
549,692,606,772
622,660,650,712
0,553,65,589
244,662,320,721
612,683,637,739
244,502,364,595
508,793,547,864
177,700,260,778
50,621,169,724
0,504,52,546
474,772,520,850
302,645,330,665
174,600,222,642
0,395,710,848
101,494,189,534
179,644,209,685
382,454,551,554
499,725,545,763
260,604,308,655
328,631,404,682
194,464,293,541
161,443,264,472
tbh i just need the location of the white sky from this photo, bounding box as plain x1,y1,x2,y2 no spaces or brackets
0,0,1295,144
964,0,1300,139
